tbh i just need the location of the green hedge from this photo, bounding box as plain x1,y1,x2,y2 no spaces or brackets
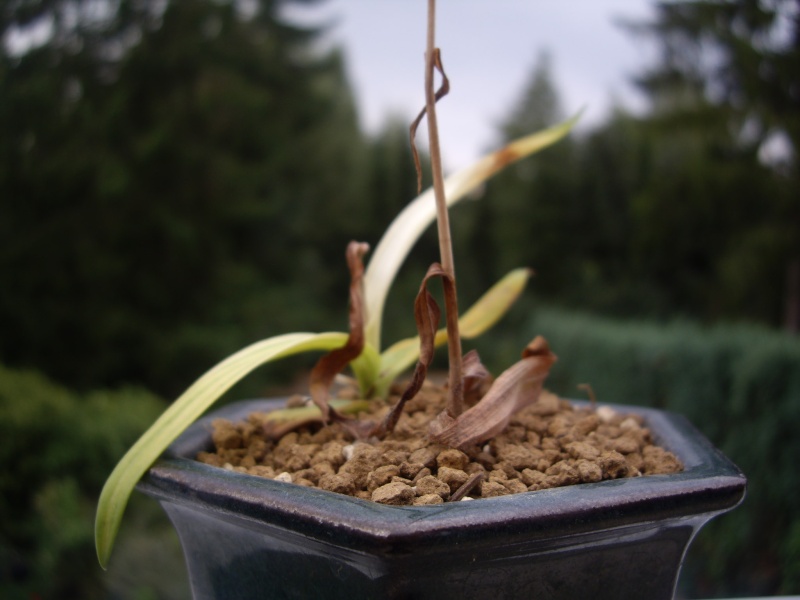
528,308,800,597
0,364,183,599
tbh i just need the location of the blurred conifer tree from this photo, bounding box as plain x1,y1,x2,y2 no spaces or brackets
0,0,370,393
626,0,799,328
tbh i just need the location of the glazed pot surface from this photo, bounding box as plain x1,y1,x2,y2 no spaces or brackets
139,399,746,600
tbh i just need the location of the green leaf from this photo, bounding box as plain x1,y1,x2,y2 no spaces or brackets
373,268,533,397
363,113,581,351
95,331,356,569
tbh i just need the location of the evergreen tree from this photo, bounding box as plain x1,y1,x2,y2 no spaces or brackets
627,0,800,329
500,51,563,139
569,109,657,315
479,52,582,301
0,0,369,393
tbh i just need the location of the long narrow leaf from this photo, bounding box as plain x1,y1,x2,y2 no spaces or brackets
363,113,581,350
373,268,533,397
95,331,354,569
260,398,374,440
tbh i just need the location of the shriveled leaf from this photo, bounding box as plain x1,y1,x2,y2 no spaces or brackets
462,349,491,403
410,47,450,193
371,263,450,437
309,242,370,420
363,114,581,351
429,336,557,449
95,330,355,569
374,268,532,398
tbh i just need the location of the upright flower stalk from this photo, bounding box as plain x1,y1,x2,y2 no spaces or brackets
424,0,464,418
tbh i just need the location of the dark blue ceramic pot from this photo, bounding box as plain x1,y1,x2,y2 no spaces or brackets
138,399,745,600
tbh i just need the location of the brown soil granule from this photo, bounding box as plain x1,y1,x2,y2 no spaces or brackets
196,381,683,505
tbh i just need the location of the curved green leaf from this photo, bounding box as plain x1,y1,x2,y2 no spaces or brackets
373,268,533,397
455,267,533,337
95,331,357,569
363,113,581,351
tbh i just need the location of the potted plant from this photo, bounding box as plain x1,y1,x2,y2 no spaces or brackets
95,3,746,598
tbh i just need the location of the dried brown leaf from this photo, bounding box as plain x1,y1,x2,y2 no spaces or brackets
308,241,369,421
409,48,450,194
462,349,490,404
429,336,557,449
371,262,451,437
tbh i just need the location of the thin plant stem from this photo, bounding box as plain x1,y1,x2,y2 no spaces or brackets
425,0,463,417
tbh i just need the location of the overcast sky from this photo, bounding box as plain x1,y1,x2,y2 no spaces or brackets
285,0,659,170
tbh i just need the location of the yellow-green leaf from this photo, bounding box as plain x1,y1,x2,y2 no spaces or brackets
456,267,533,337
373,268,533,397
95,331,358,569
260,398,374,438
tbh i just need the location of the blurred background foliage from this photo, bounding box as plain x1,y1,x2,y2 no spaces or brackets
0,0,797,597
